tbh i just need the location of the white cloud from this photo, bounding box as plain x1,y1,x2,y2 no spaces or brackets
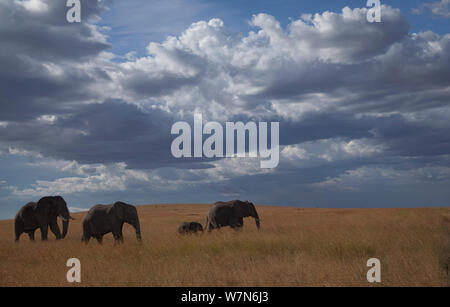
413,0,450,18
9,162,150,197
7,147,42,157
15,0,48,12
281,139,385,166
36,115,57,124
310,165,450,191
68,207,88,213
104,4,450,124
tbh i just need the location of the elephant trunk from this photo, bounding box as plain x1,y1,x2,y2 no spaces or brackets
133,218,142,241
62,219,69,238
252,208,260,230
59,207,71,238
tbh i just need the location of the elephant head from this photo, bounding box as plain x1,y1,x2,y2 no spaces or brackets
113,202,142,241
37,196,74,238
234,200,260,229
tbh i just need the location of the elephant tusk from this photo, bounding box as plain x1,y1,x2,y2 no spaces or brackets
59,215,68,222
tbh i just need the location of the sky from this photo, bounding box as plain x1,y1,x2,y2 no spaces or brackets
0,0,450,219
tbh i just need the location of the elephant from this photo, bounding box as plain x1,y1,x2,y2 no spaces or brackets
205,200,260,231
81,201,142,244
177,222,203,234
14,196,74,242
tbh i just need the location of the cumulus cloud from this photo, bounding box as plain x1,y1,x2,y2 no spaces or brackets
281,139,385,166
413,0,450,18
8,161,150,197
108,5,450,124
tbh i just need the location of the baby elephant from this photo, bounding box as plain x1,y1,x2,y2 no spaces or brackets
177,222,203,235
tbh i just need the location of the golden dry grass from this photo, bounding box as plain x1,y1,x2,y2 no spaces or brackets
0,204,449,287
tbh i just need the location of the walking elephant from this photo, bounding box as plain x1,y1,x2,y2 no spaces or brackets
177,222,203,234
82,201,142,244
205,200,260,231
14,196,74,242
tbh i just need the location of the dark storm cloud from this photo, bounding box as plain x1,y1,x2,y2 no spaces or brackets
0,100,180,169
121,70,202,98
278,111,450,159
0,0,110,122
373,118,450,157
0,0,110,61
278,112,374,145
0,70,106,121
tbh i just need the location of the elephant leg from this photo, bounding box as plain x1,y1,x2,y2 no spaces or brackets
112,224,123,244
15,230,22,242
95,235,103,244
228,216,239,229
40,224,49,241
14,218,24,242
233,224,243,231
82,235,91,244
49,220,62,240
234,217,244,230
210,223,220,231
113,233,123,245
207,218,219,232
27,231,35,241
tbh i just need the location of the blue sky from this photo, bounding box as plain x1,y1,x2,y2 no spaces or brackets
0,0,450,219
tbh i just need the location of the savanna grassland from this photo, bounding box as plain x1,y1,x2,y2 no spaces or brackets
0,204,449,287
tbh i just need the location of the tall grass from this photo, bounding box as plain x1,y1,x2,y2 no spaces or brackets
0,205,448,286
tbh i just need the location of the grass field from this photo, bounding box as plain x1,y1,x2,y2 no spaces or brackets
0,204,449,287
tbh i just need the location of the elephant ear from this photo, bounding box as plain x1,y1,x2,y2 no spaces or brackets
50,197,63,216
232,200,248,217
113,202,126,221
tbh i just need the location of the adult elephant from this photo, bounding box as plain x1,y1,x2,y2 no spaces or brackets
82,201,142,244
14,196,74,242
205,200,260,231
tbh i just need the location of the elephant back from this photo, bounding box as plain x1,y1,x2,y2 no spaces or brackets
17,202,37,219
